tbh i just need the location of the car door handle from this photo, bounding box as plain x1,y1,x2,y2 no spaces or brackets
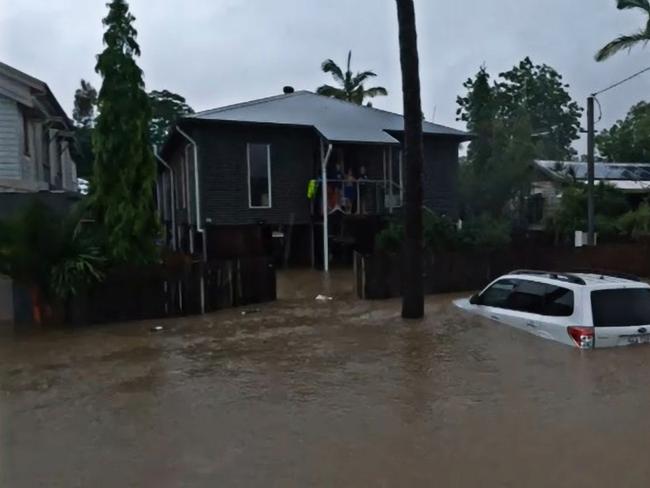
490,315,499,320
526,321,538,328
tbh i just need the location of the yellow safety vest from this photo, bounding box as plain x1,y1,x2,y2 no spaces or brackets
307,179,317,199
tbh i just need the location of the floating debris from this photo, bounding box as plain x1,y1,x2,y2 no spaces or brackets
150,325,164,332
241,309,261,316
315,294,334,301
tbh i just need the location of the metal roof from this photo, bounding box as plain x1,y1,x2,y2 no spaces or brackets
536,160,650,181
188,90,469,144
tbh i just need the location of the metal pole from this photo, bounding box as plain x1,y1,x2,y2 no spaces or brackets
320,140,333,272
587,96,595,246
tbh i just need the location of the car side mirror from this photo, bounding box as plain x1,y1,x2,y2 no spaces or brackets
469,293,481,305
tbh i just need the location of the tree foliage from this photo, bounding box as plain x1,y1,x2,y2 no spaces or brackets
457,59,582,222
596,101,650,162
73,79,98,127
0,201,104,302
148,89,194,149
546,183,631,241
92,0,159,264
596,0,650,61
316,50,388,106
72,79,98,178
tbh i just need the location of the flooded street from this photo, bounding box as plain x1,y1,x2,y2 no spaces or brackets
2,270,650,487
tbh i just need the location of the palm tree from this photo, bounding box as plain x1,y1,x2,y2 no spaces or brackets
396,0,425,319
596,0,650,61
316,51,388,105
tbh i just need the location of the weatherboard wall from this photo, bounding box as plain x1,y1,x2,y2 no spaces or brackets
0,94,20,180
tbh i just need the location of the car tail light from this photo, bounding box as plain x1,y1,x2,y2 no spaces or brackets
567,326,594,349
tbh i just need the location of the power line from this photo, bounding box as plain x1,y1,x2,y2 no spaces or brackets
592,66,650,96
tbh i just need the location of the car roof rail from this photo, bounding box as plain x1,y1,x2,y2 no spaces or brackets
509,269,586,285
568,268,642,282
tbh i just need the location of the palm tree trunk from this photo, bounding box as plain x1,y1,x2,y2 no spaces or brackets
396,0,424,319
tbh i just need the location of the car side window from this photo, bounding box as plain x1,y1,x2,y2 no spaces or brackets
480,279,518,308
480,279,574,316
542,285,574,316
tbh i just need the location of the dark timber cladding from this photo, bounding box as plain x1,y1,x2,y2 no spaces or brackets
179,119,463,226
157,90,470,261
191,121,319,226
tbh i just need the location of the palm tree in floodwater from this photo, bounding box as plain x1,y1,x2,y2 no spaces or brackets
316,50,388,105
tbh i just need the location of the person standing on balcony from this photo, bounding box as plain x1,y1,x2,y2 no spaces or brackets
343,168,357,214
359,165,370,214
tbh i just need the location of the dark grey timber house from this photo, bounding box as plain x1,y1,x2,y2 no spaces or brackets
157,89,469,269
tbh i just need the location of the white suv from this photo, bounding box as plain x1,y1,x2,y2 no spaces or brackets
455,270,650,349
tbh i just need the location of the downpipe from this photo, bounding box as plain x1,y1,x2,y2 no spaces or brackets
176,126,206,314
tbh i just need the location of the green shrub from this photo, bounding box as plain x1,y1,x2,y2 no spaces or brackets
374,213,510,254
375,221,404,253
617,202,650,238
459,214,511,251
423,213,460,252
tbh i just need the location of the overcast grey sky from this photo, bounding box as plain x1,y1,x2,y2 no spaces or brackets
2,0,650,152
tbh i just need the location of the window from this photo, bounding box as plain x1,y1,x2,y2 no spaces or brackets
480,279,517,308
480,279,574,316
248,143,271,208
591,288,650,327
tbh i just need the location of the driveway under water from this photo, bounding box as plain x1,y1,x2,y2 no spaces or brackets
2,269,650,487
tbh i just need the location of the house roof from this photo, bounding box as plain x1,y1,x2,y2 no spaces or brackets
0,61,72,129
187,90,469,145
534,160,650,193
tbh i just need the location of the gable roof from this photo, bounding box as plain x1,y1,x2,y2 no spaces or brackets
0,61,71,128
188,90,469,145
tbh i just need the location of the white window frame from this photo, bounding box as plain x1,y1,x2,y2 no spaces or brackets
247,143,272,209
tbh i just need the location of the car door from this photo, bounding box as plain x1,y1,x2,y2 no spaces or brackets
473,278,519,324
505,280,577,344
590,287,650,348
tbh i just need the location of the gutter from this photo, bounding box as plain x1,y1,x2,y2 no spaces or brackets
175,125,207,315
154,150,177,251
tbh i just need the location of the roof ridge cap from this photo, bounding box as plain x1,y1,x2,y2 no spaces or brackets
192,90,311,117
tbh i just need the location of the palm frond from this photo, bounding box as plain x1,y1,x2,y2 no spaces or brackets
321,59,344,83
316,84,347,100
617,0,650,14
352,70,378,86
595,30,650,61
363,86,388,98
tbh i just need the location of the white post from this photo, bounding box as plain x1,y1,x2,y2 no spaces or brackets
320,140,333,272
388,147,394,214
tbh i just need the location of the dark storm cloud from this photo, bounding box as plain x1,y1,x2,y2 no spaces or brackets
1,0,649,153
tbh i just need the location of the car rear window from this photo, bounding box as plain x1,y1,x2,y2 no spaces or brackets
591,288,650,327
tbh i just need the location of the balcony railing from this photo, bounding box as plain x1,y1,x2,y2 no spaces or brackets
312,179,402,216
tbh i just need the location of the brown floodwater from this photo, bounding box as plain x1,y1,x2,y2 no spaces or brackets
2,269,650,487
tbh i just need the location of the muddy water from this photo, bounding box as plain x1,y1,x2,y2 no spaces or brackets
2,270,650,487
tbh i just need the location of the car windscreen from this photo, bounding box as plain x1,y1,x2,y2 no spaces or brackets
591,288,650,327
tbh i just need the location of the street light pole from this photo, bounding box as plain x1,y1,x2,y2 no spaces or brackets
587,95,595,246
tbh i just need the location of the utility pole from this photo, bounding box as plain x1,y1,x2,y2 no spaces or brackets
587,96,595,246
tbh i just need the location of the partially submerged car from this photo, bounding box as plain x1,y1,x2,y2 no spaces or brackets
454,270,650,349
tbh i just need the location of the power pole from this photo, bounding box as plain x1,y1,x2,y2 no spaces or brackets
396,0,425,319
587,96,595,246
